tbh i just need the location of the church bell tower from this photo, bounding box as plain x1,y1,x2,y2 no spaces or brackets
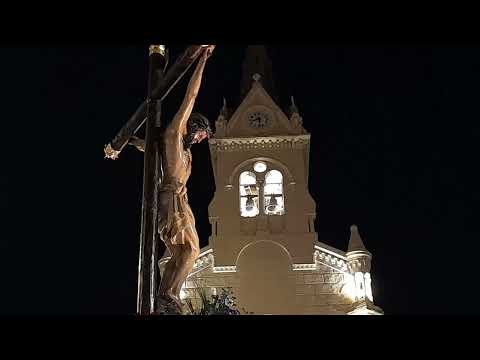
209,46,316,270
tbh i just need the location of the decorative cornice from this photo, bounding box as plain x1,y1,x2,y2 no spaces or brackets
160,245,352,277
314,247,349,273
314,244,347,260
209,135,310,152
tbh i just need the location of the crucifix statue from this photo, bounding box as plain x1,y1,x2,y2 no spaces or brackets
104,44,215,315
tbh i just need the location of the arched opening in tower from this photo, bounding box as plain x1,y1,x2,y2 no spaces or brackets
236,241,297,314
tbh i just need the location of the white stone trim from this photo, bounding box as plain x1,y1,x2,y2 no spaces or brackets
198,249,214,259
212,266,237,273
292,264,317,271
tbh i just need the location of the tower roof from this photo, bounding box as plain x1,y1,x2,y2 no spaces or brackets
240,45,277,101
347,225,370,253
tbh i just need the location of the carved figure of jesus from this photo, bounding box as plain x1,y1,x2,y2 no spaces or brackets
129,45,215,312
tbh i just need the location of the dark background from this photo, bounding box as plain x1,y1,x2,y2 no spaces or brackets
0,43,477,316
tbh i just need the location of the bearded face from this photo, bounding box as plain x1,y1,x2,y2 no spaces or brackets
183,113,212,149
183,130,209,149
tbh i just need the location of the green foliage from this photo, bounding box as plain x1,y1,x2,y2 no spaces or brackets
184,285,253,315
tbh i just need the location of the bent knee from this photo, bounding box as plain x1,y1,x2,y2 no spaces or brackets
188,245,200,260
181,244,199,261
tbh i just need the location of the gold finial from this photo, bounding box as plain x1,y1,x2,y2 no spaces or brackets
104,143,120,160
149,45,166,56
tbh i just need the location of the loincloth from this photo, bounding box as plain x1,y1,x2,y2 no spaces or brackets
157,180,195,247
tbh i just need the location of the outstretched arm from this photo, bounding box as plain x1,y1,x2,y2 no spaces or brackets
128,136,145,152
167,45,215,136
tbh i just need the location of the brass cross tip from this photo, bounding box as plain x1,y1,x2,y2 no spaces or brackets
149,45,166,56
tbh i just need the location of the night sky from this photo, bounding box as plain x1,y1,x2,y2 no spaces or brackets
1,44,478,316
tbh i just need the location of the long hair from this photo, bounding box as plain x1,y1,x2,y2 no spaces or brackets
184,113,212,149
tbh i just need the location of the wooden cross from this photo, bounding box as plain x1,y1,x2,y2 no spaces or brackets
104,45,206,315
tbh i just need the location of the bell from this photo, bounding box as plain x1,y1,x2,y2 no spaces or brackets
246,197,255,211
266,195,278,212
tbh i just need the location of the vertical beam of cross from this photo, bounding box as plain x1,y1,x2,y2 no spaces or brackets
137,45,167,315
105,45,207,314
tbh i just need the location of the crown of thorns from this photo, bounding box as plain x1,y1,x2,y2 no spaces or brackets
188,113,212,138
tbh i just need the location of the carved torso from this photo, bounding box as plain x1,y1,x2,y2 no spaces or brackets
161,128,192,194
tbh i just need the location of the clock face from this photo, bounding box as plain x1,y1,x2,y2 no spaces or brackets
248,112,269,129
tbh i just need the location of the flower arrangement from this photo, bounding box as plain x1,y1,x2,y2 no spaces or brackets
184,285,252,315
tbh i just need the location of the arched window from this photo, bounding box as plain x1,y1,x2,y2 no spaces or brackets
239,171,259,217
264,170,285,215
